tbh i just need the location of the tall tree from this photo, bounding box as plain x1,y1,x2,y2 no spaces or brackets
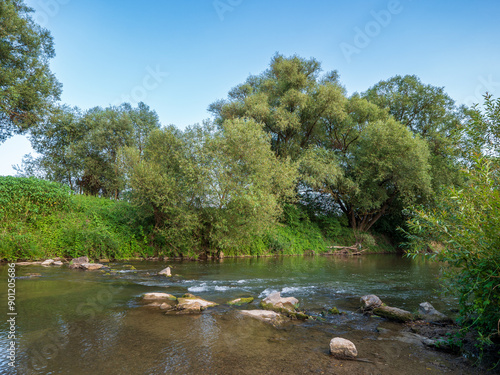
363,75,466,190
0,0,61,142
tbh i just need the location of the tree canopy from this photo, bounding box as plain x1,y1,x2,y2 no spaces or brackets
0,0,61,142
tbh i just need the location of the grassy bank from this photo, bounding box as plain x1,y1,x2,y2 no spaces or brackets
0,177,395,261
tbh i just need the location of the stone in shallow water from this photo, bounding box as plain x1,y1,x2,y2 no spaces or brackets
360,294,383,311
53,261,63,266
80,263,104,270
143,293,176,301
260,292,299,313
41,259,54,266
240,310,283,322
329,337,358,359
173,295,218,313
69,256,89,269
158,267,172,276
418,302,452,324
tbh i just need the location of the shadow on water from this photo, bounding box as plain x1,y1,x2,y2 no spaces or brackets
0,255,481,374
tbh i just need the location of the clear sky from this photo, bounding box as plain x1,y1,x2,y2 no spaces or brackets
1,0,499,175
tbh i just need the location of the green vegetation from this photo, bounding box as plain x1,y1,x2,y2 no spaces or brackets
405,97,500,363
0,0,61,143
2,6,498,361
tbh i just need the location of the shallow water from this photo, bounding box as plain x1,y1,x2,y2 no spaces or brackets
0,255,480,374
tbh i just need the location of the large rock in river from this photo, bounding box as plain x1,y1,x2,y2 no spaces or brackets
175,294,217,313
228,297,254,306
80,263,104,270
69,256,89,269
260,292,299,314
360,294,383,311
158,267,171,277
329,337,358,359
418,302,452,324
373,306,414,322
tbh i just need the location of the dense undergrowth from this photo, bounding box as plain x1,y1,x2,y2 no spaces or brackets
0,177,395,261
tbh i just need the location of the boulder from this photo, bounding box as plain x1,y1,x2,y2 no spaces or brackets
69,256,89,269
176,294,217,313
53,261,63,266
80,263,104,270
329,337,358,359
41,259,55,266
158,267,172,277
418,302,452,324
260,292,299,314
143,292,176,301
240,310,283,323
373,306,414,322
360,294,382,311
228,297,254,306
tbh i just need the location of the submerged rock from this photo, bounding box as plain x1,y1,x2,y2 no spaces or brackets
41,259,55,266
69,256,89,269
418,302,452,324
80,263,104,270
143,293,176,301
373,306,414,322
240,310,283,323
360,294,383,311
158,267,172,277
329,337,358,359
228,297,254,306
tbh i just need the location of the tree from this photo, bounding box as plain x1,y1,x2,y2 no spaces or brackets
0,0,61,142
17,103,160,198
209,53,347,160
210,54,433,232
122,118,297,256
363,75,466,190
405,97,500,360
301,118,432,231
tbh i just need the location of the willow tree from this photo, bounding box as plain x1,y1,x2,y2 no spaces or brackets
363,75,466,190
122,118,296,256
210,54,433,231
0,0,61,142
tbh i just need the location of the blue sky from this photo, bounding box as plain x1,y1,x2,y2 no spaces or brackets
1,0,500,175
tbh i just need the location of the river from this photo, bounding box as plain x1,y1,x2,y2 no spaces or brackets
0,255,481,374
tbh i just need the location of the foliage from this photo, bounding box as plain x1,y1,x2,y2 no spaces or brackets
300,118,432,231
405,97,500,361
122,118,297,257
0,0,61,142
363,74,466,191
17,102,161,197
405,159,500,358
0,177,149,261
210,55,434,232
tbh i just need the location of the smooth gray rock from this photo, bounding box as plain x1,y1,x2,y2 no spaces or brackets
69,256,89,269
329,337,358,359
360,294,383,310
41,259,55,266
260,292,299,313
80,263,104,270
419,302,452,323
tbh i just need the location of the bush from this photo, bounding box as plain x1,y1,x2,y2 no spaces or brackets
405,158,500,361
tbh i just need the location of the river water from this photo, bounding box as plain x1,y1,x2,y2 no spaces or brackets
0,255,481,374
